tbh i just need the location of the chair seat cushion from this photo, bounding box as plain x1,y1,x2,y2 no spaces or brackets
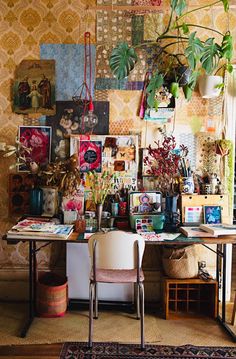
90,269,144,283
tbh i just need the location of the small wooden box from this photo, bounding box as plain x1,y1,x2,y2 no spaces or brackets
180,194,230,224
162,278,218,319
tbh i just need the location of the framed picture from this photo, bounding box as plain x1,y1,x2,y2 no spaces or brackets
203,205,222,224
18,126,52,171
13,60,56,115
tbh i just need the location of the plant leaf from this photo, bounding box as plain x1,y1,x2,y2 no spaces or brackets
226,63,233,73
183,85,193,101
221,33,233,61
184,32,204,70
109,42,138,80
187,70,199,90
170,0,178,10
200,38,221,75
175,0,187,16
146,73,164,108
170,82,180,98
181,23,189,34
220,0,229,11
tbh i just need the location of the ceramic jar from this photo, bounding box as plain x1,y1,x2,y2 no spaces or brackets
179,176,194,194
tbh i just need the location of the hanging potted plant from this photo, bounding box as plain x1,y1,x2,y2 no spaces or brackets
109,0,233,107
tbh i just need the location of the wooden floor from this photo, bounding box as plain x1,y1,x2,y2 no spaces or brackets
0,344,63,358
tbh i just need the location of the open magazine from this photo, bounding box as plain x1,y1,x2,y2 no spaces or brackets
7,218,74,239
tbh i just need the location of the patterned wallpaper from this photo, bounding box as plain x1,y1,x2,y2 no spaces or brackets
0,0,235,271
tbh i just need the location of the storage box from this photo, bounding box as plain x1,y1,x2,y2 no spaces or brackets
129,213,165,230
129,191,164,230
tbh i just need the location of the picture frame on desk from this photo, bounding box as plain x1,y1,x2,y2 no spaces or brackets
203,205,222,224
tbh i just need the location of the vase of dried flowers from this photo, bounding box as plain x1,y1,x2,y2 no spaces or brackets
87,171,115,232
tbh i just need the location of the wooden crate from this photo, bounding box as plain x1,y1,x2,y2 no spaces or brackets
162,278,218,319
180,194,230,224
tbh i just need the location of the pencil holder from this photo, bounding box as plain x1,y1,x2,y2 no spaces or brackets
179,176,194,194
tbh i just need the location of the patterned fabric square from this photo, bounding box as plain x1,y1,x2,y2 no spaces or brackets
143,12,164,41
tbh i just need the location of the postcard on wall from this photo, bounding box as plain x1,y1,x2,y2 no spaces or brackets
203,205,222,224
18,126,52,171
13,60,56,115
79,140,102,173
184,206,203,224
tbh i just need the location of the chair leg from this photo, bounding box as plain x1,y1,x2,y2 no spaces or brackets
139,282,145,349
94,282,98,319
88,282,95,348
136,283,140,319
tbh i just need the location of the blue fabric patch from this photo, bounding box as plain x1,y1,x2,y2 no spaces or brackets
40,44,96,101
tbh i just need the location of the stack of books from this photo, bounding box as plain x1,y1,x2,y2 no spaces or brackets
7,218,74,240
180,224,236,238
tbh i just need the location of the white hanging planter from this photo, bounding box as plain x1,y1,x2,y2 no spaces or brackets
198,75,223,99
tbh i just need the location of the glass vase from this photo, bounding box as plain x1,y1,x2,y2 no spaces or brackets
30,187,43,215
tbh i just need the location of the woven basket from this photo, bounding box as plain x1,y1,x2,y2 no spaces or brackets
37,272,68,318
162,245,198,279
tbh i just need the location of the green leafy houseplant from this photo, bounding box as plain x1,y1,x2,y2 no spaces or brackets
109,0,233,107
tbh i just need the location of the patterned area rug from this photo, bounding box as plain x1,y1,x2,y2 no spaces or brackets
60,342,236,358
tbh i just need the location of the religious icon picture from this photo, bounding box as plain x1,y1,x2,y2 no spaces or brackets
13,60,56,115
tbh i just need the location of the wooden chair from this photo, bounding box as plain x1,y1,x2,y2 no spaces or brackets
88,230,145,349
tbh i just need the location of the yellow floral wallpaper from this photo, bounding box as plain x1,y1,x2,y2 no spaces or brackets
0,0,235,274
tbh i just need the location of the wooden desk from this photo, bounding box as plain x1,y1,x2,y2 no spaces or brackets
3,232,236,341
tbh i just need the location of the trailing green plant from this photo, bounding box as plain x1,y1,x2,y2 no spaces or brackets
109,0,233,107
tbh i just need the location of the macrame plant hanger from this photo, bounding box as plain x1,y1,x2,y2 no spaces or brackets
72,31,94,134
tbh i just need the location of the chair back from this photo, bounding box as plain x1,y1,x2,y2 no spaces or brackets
88,230,145,270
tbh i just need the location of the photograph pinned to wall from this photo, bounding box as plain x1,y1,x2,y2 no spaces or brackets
79,140,102,173
203,205,222,224
46,101,109,161
13,60,56,115
142,148,155,176
184,206,203,225
18,126,51,171
143,86,175,124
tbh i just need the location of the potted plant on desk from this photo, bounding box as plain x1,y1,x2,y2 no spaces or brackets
144,134,189,231
109,0,233,107
87,171,115,231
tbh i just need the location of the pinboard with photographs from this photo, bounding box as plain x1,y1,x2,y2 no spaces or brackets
70,134,139,191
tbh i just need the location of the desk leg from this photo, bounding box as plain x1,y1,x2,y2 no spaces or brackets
20,241,36,338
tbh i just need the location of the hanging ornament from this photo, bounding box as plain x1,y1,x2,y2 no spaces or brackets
72,32,98,134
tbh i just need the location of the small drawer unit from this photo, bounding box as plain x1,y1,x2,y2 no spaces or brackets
162,278,218,319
